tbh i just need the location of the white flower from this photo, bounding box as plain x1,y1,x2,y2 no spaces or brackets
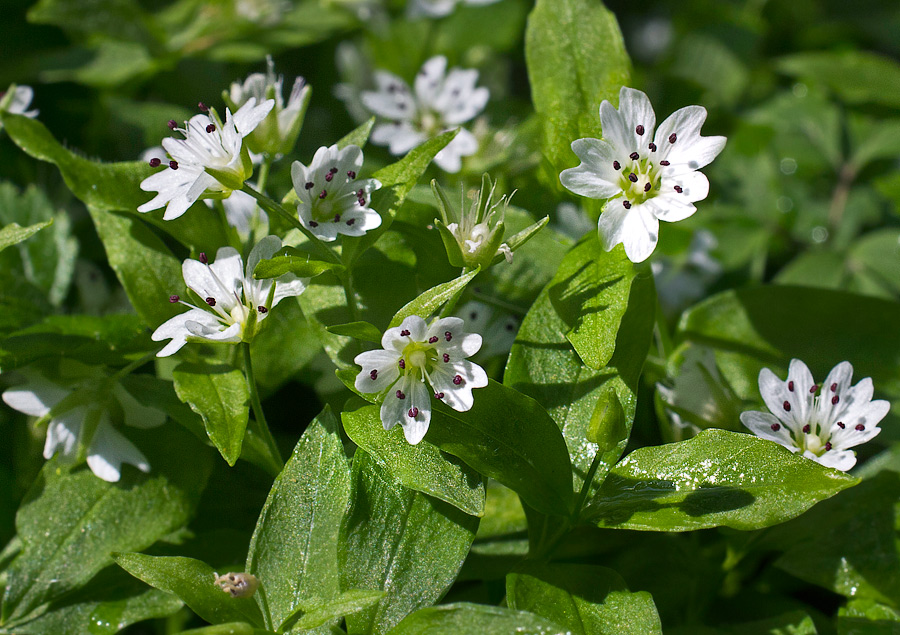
407,0,500,18
362,56,488,173
205,188,268,241
225,56,310,156
560,86,726,263
138,98,274,221
741,359,890,471
455,301,518,358
290,144,382,242
0,85,39,118
2,365,164,482
354,315,489,444
152,236,307,357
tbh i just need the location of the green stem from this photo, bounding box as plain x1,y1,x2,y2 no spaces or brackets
240,184,342,265
112,350,160,381
256,155,272,194
572,451,603,523
654,293,672,361
340,271,361,323
241,342,283,472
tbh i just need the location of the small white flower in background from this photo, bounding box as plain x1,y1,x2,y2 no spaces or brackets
225,56,310,157
362,56,489,173
354,315,489,444
560,86,726,263
741,359,890,471
455,301,518,358
2,364,164,482
205,188,269,242
433,174,513,269
0,84,39,118
407,0,501,18
152,236,307,357
138,98,274,221
652,229,722,316
290,144,382,242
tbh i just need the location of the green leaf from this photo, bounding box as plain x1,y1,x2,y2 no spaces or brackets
340,451,478,635
764,472,900,608
246,407,351,632
427,380,574,518
505,235,655,493
495,216,550,265
326,321,383,343
172,363,250,467
0,112,226,253
253,253,343,280
676,286,900,421
776,51,900,108
281,589,385,632
389,603,568,634
389,268,479,328
506,563,662,635
1,424,212,625
667,611,817,635
585,429,857,531
0,314,154,373
341,401,485,517
525,0,630,176
0,220,51,254
338,118,376,150
113,553,264,627
88,207,184,328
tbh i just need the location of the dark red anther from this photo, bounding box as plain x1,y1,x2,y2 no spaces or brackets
623,200,632,209
832,395,839,405
319,190,327,199
783,400,791,411
198,102,208,112
205,297,216,306
199,252,208,264
428,336,438,343
648,142,657,152
309,221,318,227
668,133,677,143
629,152,640,161
304,182,314,190
169,294,180,303
346,218,356,226
325,172,334,182
149,158,161,167
674,185,683,193
825,442,833,450
206,123,216,133
831,383,837,392
660,160,670,166
443,353,450,363
802,424,811,433
347,171,356,179
636,125,645,135
613,161,621,170
167,119,177,130
444,331,452,341
400,329,410,337
333,214,341,222
370,369,378,380
810,385,818,393
837,422,846,429
644,182,652,192
770,423,781,431
396,390,405,399
855,423,865,431
435,392,444,399
357,188,365,197
169,160,179,170
453,375,463,385
628,173,638,183
788,381,794,392
257,306,267,313
408,407,419,418
358,197,366,206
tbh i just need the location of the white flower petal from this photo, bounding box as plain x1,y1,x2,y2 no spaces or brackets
740,410,792,446
401,379,432,444
371,122,427,156
414,56,448,106
87,422,151,482
383,316,428,351
654,105,725,171
430,359,487,412
816,450,856,472
354,349,402,393
362,72,416,120
597,199,660,263
186,319,242,343
617,87,657,151
3,377,68,417
152,309,221,357
380,374,414,433
434,128,478,173
44,408,85,461
232,98,276,136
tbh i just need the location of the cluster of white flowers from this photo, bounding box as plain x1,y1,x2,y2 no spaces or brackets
362,56,488,173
